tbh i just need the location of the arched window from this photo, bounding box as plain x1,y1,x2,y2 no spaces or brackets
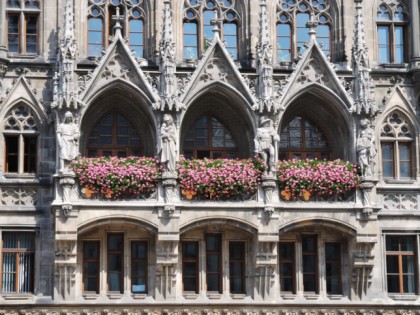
3,104,38,174
87,0,145,57
276,0,332,62
6,0,40,54
182,115,238,159
377,0,409,64
279,115,330,160
86,111,142,158
183,0,240,60
380,111,413,179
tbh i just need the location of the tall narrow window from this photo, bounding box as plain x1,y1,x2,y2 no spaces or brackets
3,104,38,174
276,0,332,62
302,236,318,293
107,233,123,293
206,234,222,293
83,241,100,293
183,0,240,60
380,112,413,179
86,111,142,157
131,241,148,293
377,1,409,64
229,242,245,293
279,115,330,160
1,232,34,293
87,0,146,57
182,242,199,293
183,115,238,159
6,0,40,54
279,242,295,293
325,242,341,294
386,236,416,294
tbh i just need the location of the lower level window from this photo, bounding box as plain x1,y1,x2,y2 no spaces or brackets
386,236,416,294
5,135,37,174
1,232,35,293
83,241,100,293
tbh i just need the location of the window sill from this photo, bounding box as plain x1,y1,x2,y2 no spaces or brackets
281,293,296,300
207,292,222,299
2,293,33,300
7,53,40,60
384,178,416,185
183,292,198,299
388,294,418,301
3,173,37,179
230,293,246,299
328,294,344,300
303,293,319,300
107,292,123,299
132,293,147,299
379,63,408,69
82,293,99,300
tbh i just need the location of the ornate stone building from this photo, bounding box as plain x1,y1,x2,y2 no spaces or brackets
0,0,419,313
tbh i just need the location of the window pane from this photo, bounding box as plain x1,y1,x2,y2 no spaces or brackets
130,19,143,58
381,143,394,177
83,241,99,293
399,143,411,178
7,15,19,53
88,18,103,57
184,22,198,59
24,136,37,173
182,242,198,293
394,26,404,63
5,136,19,173
378,26,390,63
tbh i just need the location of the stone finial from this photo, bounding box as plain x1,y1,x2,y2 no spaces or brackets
306,12,318,43
112,6,124,37
210,11,223,39
351,0,378,116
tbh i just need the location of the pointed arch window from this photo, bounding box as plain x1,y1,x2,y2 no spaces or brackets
183,115,238,159
87,0,145,57
276,0,332,62
6,0,40,54
279,115,330,160
377,0,409,64
3,104,38,174
183,0,240,60
380,111,414,179
86,111,142,158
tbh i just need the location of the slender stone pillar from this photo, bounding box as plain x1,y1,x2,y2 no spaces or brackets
0,0,8,58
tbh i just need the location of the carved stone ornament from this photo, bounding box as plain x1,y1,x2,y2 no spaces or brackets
159,114,178,174
57,111,80,174
200,57,230,83
383,193,418,211
59,173,76,204
357,118,376,178
255,117,280,176
0,187,38,206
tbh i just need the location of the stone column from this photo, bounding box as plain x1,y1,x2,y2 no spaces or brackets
155,237,178,300
411,0,420,63
0,0,7,58
352,236,377,300
254,239,278,300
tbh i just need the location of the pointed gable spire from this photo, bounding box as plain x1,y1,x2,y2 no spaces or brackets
156,0,184,111
351,0,378,116
53,0,78,110
255,0,279,113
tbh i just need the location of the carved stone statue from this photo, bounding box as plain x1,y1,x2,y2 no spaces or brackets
254,117,279,175
57,111,80,173
357,118,376,177
159,114,177,173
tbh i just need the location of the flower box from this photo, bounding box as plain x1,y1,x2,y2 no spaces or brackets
277,159,361,201
178,158,264,200
70,156,162,199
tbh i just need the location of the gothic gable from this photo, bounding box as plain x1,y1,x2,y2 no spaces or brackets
2,76,44,115
80,34,159,106
382,85,417,118
279,42,353,111
181,36,256,108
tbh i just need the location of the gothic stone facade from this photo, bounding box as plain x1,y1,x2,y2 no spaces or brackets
0,0,419,314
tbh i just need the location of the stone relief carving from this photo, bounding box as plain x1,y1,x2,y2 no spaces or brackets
297,58,329,85
156,240,178,300
383,193,418,211
102,54,133,81
0,187,38,206
55,240,77,301
200,57,230,83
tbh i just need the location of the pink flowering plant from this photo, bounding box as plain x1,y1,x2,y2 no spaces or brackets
276,159,361,200
70,156,162,199
177,158,264,200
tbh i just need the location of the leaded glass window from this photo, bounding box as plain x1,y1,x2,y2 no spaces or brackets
276,0,331,62
87,0,145,57
183,0,240,60
380,111,413,179
377,0,409,64
279,115,330,160
86,111,142,157
183,116,238,159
